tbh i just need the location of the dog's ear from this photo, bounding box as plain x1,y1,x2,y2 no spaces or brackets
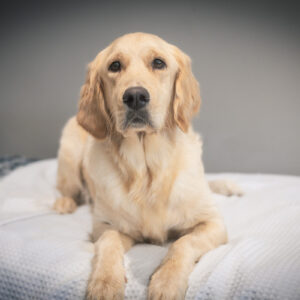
77,59,111,139
172,47,201,133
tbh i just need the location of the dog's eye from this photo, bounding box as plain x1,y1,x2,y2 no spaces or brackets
109,61,121,72
152,58,166,70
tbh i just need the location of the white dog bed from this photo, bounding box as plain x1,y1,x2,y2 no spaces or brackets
0,160,300,299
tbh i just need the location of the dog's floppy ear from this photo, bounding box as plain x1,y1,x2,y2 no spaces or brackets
172,47,201,132
77,59,111,139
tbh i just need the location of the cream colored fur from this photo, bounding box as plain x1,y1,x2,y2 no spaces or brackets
54,33,242,300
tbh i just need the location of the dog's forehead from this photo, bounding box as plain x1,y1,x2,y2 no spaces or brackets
108,33,171,56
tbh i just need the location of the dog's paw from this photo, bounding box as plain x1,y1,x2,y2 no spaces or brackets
53,196,77,214
148,263,187,300
209,179,244,197
86,270,125,300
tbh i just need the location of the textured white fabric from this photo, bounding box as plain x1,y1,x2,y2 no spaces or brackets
0,160,300,300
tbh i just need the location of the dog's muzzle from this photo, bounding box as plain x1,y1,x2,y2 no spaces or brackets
123,86,152,128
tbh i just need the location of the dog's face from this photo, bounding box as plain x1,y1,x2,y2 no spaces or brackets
77,33,201,139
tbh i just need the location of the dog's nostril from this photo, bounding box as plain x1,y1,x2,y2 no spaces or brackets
123,86,150,110
139,93,149,103
124,94,134,104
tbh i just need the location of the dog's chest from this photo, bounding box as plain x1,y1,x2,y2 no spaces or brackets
86,134,204,243
90,164,203,244
92,171,174,243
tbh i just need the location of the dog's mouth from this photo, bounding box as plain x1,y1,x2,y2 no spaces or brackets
124,110,153,129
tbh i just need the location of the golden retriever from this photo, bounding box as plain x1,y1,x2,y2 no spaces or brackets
53,32,242,300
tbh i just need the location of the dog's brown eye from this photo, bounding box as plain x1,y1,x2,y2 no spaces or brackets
152,58,166,70
109,61,121,72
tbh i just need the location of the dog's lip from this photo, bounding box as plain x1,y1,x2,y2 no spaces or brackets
131,116,146,123
125,110,148,125
127,117,147,128
123,109,154,131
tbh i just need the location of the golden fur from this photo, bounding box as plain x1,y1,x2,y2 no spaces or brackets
54,33,242,300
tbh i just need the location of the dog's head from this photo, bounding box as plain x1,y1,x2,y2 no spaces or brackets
77,32,201,139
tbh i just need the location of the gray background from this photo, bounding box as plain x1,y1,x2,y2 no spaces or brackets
0,0,299,175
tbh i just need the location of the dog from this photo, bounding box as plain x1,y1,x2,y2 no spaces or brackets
53,32,243,300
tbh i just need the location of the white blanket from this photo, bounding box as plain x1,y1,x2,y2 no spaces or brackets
0,160,300,299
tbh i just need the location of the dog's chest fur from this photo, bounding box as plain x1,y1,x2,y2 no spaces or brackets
84,131,212,244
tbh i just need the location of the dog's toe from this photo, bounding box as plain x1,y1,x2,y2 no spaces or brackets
53,196,77,214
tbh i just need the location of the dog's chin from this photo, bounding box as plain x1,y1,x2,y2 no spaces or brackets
123,123,154,137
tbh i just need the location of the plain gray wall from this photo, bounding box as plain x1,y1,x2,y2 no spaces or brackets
0,0,299,175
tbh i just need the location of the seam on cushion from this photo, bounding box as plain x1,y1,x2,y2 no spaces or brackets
0,211,56,227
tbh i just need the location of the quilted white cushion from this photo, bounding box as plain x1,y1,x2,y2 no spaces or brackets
0,159,300,299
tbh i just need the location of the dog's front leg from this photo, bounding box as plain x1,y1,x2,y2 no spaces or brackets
148,218,227,300
87,230,135,300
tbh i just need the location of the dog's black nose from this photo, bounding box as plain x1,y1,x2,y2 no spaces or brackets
123,87,150,110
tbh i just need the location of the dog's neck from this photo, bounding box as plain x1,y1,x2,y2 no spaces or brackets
107,128,180,192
